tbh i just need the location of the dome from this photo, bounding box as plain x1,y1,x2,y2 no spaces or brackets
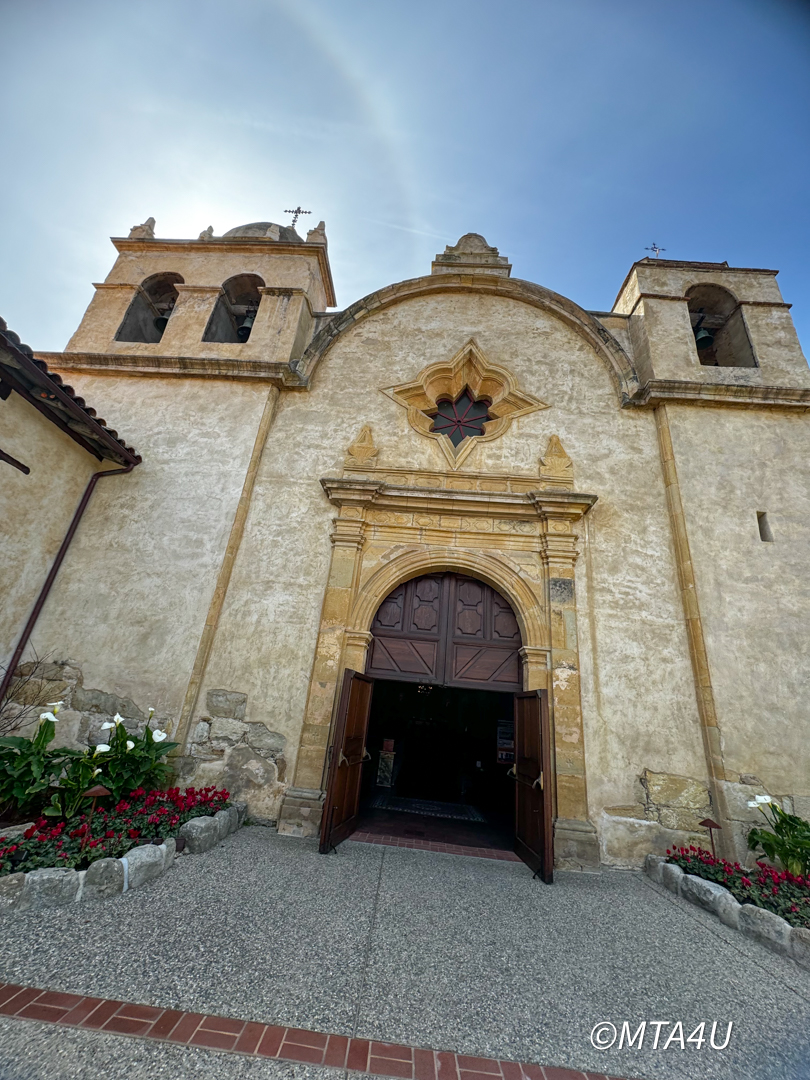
222,221,302,242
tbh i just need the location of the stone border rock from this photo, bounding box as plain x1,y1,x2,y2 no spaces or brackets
0,802,247,914
645,854,810,972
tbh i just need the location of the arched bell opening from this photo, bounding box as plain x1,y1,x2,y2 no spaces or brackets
202,273,264,343
687,283,757,368
116,272,184,343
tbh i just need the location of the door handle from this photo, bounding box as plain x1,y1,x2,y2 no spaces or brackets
338,751,349,767
532,772,544,791
361,748,371,762
507,766,516,779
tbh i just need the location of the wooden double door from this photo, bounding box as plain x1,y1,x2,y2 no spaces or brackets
319,574,554,882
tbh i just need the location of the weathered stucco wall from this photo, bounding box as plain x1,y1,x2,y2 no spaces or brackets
18,374,269,729
0,391,98,665
195,289,707,839
668,404,810,797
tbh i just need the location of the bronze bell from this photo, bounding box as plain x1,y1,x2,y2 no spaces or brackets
237,312,255,342
695,327,714,350
153,313,169,333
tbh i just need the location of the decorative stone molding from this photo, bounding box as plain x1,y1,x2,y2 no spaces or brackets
280,470,599,847
539,435,574,490
382,339,549,468
345,425,378,467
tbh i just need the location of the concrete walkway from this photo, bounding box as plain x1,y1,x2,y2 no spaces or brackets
0,827,808,1080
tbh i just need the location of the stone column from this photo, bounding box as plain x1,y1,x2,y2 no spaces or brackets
536,506,600,870
277,500,372,837
160,285,220,351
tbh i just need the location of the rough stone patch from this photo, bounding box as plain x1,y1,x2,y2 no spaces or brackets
83,858,125,899
680,873,729,912
661,861,684,894
19,868,81,911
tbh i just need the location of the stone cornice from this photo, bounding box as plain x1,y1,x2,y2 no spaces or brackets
624,379,810,410
320,477,597,522
37,351,307,387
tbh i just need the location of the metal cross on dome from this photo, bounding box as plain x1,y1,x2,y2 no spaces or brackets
284,206,311,230
430,389,492,447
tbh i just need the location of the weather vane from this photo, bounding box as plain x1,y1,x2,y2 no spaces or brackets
645,242,666,258
285,206,311,230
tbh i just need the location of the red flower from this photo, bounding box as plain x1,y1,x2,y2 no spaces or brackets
24,826,36,840
105,830,115,838
127,828,140,839
742,876,752,887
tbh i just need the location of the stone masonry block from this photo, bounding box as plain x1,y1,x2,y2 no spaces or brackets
791,927,810,971
161,838,176,870
661,862,684,895
548,578,575,604
739,905,792,955
0,872,26,911
214,809,232,841
234,802,248,827
209,717,247,747
83,857,125,900
206,690,247,720
642,770,710,811
178,815,219,853
225,806,239,834
124,844,165,889
19,868,81,910
714,891,742,930
681,874,729,912
643,854,667,884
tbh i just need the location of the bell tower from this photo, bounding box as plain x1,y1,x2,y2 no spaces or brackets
48,219,336,381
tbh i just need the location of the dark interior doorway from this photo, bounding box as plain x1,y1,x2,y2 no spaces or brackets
356,678,516,851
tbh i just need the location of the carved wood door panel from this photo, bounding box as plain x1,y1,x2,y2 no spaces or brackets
319,670,374,853
366,573,522,692
514,689,553,883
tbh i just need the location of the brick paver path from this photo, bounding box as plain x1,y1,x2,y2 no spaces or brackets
0,982,629,1080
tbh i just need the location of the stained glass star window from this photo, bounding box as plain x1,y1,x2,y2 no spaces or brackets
429,389,492,447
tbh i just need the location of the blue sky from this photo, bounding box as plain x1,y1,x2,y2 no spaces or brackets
2,0,809,352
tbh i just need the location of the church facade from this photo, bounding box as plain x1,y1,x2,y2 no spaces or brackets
2,219,809,872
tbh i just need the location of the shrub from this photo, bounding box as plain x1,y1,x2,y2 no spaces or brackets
746,798,810,878
667,845,810,929
0,706,82,819
0,785,230,876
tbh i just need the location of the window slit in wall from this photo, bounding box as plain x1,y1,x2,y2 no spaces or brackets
757,512,774,542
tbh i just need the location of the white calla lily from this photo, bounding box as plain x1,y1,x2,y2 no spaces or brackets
92,767,102,776
46,701,64,713
39,711,58,723
95,744,110,754
151,729,168,742
100,721,115,730
747,800,759,808
112,713,125,725
126,740,135,751
148,707,155,718
755,794,772,804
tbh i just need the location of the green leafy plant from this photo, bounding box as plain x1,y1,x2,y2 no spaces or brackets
89,712,178,802
0,705,81,819
747,796,810,877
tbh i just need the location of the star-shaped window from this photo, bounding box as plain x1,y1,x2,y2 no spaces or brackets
430,389,492,447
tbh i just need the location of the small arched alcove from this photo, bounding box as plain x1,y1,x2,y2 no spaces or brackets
687,283,757,368
116,272,184,343
203,273,264,343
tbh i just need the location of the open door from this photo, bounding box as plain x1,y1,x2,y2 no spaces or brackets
319,670,374,853
513,689,553,883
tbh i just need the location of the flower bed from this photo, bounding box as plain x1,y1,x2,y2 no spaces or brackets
0,786,230,877
666,845,810,930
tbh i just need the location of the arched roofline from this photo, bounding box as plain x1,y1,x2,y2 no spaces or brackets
298,272,640,403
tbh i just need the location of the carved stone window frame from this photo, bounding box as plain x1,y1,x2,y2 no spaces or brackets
382,338,549,468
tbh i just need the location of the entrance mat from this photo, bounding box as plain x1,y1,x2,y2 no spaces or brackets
0,981,630,1080
352,832,522,861
369,793,486,821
